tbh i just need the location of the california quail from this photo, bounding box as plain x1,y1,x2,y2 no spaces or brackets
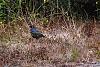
30,25,45,39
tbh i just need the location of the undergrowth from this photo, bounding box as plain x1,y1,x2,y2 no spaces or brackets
0,17,100,66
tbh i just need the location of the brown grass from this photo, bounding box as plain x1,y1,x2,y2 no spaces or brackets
0,17,100,66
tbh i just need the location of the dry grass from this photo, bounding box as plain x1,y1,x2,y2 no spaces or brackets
0,17,100,67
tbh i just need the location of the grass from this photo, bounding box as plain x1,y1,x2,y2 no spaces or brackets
0,17,100,66
71,48,79,62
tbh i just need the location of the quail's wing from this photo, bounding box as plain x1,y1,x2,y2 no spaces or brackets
31,28,39,33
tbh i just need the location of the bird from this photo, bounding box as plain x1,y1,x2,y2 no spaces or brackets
29,25,45,39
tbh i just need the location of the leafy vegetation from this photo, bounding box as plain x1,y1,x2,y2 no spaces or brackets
0,0,100,23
